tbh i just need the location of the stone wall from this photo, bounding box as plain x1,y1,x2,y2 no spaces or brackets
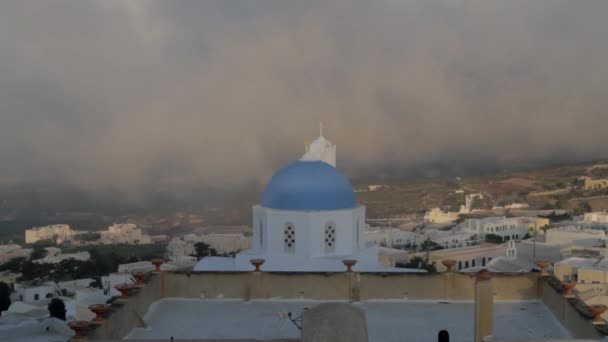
161,271,540,301
91,274,161,340
541,279,603,340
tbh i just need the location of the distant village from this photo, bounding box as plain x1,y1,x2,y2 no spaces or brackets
3,178,608,334
3,140,608,340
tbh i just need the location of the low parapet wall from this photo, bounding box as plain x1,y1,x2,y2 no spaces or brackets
160,271,541,301
89,270,608,341
541,277,605,340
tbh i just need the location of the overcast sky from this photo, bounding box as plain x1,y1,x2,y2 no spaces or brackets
1,0,607,191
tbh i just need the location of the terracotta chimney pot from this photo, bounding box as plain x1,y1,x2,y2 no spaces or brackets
476,269,492,282
442,259,457,273
150,259,165,273
342,259,358,272
589,304,608,325
250,258,266,272
561,282,576,297
535,261,551,276
132,272,148,286
88,304,109,324
68,320,91,340
115,283,134,300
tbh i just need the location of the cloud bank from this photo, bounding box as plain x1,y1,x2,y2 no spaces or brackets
1,0,607,192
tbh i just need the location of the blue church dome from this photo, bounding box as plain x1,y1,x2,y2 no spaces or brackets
261,161,357,211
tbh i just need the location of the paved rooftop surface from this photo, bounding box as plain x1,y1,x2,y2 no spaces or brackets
125,298,571,342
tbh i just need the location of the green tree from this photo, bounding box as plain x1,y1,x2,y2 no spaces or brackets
0,282,11,315
578,202,592,215
485,234,504,244
470,197,485,210
73,232,101,242
396,256,437,273
30,245,48,260
48,298,66,320
420,240,443,251
194,242,218,258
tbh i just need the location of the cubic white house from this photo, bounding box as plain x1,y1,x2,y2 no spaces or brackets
194,133,421,273
25,224,76,244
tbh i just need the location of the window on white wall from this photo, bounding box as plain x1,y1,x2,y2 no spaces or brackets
325,222,336,253
284,223,295,253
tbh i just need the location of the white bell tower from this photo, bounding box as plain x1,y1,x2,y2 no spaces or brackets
301,122,337,167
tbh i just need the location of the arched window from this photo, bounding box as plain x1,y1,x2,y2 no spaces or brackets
259,221,263,248
482,257,486,266
325,222,336,253
438,330,450,342
284,223,295,253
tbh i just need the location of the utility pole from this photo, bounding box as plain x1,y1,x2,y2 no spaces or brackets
426,236,431,263
533,229,536,260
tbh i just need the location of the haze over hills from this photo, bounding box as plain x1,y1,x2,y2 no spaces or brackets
1,158,607,242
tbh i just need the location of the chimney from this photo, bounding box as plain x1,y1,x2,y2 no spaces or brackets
249,259,266,300
88,304,109,325
342,259,359,302
474,269,493,342
68,320,91,341
535,261,551,277
589,304,607,325
151,259,165,273
442,259,457,273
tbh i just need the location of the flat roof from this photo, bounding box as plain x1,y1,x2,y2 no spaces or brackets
125,299,571,341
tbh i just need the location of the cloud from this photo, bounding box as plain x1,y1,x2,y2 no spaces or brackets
0,0,607,192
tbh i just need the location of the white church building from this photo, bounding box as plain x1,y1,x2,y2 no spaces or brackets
194,131,422,273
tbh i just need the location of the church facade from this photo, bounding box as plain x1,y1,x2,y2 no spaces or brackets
194,132,421,273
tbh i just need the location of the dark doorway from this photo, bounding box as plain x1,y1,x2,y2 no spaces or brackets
438,330,449,342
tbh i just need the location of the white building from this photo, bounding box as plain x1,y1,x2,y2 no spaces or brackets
463,193,484,212
366,228,422,248
412,243,508,272
13,284,58,303
545,226,607,246
423,192,485,224
0,317,73,342
0,244,32,264
101,273,136,297
494,203,531,210
460,240,538,273
33,251,90,264
365,228,478,250
194,134,422,273
118,261,156,274
25,224,75,244
584,211,608,224
99,224,152,245
0,270,20,290
464,217,531,241
424,208,460,224
167,233,251,258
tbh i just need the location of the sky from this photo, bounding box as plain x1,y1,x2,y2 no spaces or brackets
1,0,608,193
